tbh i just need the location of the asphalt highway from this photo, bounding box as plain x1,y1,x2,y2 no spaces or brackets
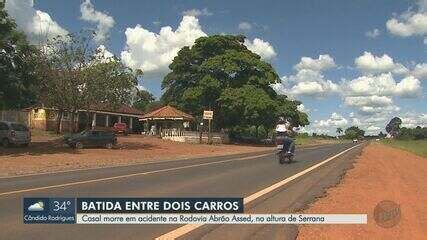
0,143,363,240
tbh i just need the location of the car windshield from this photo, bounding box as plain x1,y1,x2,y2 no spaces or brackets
11,123,28,131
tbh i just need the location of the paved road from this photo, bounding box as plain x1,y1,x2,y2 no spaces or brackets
0,143,363,240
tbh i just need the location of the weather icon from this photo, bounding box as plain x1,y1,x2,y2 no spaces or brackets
28,201,44,211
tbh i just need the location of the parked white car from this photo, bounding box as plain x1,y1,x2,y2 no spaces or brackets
352,139,358,143
0,121,31,147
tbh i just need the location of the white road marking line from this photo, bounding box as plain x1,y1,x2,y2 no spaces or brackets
0,153,272,197
155,143,362,240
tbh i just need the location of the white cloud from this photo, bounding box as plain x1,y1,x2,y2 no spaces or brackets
344,73,421,98
121,16,207,79
297,104,309,113
344,73,395,96
93,45,115,63
411,63,427,79
365,28,381,38
182,8,212,17
401,113,427,128
308,112,349,135
366,125,381,135
244,38,277,60
287,79,338,97
80,0,115,44
386,0,427,44
395,75,422,97
274,55,339,98
238,21,252,31
351,117,361,126
4,0,68,44
341,72,422,116
294,54,336,72
354,52,408,75
344,95,394,108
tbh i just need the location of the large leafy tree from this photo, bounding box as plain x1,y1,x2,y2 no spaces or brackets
0,2,39,110
132,89,155,112
344,126,365,139
161,35,308,135
386,117,402,138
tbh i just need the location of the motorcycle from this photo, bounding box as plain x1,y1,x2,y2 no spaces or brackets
276,135,295,164
277,150,294,164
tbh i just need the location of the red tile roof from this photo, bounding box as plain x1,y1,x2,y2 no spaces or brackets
100,105,144,115
140,105,194,121
22,104,144,116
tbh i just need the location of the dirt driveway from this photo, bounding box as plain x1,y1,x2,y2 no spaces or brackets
0,135,272,177
298,143,427,240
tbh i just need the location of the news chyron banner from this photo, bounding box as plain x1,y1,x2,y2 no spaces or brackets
23,198,367,225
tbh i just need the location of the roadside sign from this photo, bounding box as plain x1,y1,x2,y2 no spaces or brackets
203,110,213,120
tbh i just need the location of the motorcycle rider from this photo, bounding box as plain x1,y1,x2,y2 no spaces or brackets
276,117,295,154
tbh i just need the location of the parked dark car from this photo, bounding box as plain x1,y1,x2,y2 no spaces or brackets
0,121,31,147
113,122,128,135
65,130,117,149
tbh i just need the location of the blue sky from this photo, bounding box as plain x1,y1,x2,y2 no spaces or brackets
5,0,427,135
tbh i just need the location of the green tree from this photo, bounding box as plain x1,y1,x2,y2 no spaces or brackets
0,2,39,110
161,35,308,138
132,89,155,112
386,117,402,138
145,101,164,112
344,126,365,139
336,127,343,136
35,32,139,133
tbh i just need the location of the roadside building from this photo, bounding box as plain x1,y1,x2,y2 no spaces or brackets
139,105,194,136
25,105,144,133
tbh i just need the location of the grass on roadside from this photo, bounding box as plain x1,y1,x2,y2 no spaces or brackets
381,139,427,157
295,136,351,146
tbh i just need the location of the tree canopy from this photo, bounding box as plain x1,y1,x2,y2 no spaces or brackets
0,2,39,110
344,126,365,139
132,89,155,112
161,35,308,137
386,117,402,137
35,32,139,132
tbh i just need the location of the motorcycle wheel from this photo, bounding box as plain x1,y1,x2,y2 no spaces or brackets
279,154,286,164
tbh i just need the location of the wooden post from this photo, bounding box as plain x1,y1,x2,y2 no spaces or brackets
199,122,203,144
208,118,212,144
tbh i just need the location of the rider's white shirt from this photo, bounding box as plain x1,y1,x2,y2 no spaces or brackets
276,123,290,132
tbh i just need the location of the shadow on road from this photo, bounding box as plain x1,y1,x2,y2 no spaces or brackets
0,138,159,157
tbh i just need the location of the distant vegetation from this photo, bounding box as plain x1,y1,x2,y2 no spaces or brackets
385,117,426,140
381,139,427,157
343,126,365,139
379,117,426,157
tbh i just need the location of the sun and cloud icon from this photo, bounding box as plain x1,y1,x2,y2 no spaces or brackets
28,201,45,211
